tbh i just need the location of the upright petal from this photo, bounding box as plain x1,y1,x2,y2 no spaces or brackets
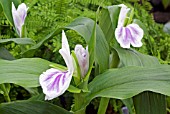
59,31,74,72
39,68,73,100
117,4,130,27
12,2,28,37
75,44,89,78
17,3,28,25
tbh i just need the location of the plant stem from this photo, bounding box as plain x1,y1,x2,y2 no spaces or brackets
0,84,11,102
97,97,109,114
73,93,86,114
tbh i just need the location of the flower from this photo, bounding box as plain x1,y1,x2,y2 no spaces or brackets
39,31,74,100
121,106,129,114
115,4,144,48
75,45,89,78
12,2,28,37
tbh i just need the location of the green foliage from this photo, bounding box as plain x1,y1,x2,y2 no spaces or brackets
0,58,51,87
0,100,72,114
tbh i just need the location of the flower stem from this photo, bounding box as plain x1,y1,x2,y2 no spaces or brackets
73,93,86,114
97,97,109,114
0,84,11,102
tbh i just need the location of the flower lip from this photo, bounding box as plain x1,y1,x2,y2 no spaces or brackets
115,24,143,48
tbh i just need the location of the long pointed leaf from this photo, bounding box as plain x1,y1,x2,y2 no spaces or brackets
0,100,72,114
0,38,35,45
0,58,51,87
78,65,170,111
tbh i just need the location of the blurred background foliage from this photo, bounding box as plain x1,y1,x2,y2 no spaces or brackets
1,0,170,113
0,0,170,63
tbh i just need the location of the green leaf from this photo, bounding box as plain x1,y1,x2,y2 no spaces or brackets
0,38,35,45
0,0,20,26
0,58,51,87
122,98,134,114
113,47,159,67
0,100,72,114
99,5,120,43
133,92,166,114
28,93,45,101
81,65,170,110
0,47,15,60
113,47,166,114
67,85,81,93
66,17,109,73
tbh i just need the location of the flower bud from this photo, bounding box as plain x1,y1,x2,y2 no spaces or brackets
75,45,89,78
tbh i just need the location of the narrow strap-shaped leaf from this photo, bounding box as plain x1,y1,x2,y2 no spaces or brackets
0,100,72,114
99,5,120,43
0,38,35,45
0,58,51,87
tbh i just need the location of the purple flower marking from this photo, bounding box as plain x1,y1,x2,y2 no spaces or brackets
47,74,62,92
44,71,59,81
129,26,139,35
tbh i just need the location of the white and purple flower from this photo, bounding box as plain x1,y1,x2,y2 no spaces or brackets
39,31,74,100
12,2,28,37
115,4,144,48
75,45,89,78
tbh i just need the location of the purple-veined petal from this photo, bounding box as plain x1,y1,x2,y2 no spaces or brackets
12,2,28,37
117,4,130,27
126,24,144,47
75,44,89,78
39,30,74,100
115,24,144,48
115,26,131,48
39,68,73,100
59,31,74,72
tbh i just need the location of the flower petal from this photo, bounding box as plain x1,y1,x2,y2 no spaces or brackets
115,24,144,48
126,24,144,47
39,68,73,100
117,4,130,27
75,44,89,77
115,26,131,48
59,31,74,72
17,3,28,25
12,2,28,37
